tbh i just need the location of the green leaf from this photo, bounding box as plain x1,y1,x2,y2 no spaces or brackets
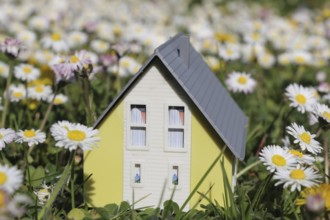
104,203,118,217
67,208,88,220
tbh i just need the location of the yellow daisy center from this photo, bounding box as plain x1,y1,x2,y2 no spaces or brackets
13,91,23,98
226,49,234,56
54,97,62,105
35,85,44,93
70,55,79,63
299,132,311,144
289,149,303,158
0,190,5,208
322,111,330,120
295,94,306,104
23,66,32,74
290,169,305,180
0,172,7,185
67,130,86,141
0,66,5,74
122,60,130,68
252,32,260,41
0,134,2,139
271,154,287,166
51,33,62,41
295,56,305,64
24,130,36,138
237,76,247,85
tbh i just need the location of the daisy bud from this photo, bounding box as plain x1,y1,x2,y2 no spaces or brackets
0,38,23,59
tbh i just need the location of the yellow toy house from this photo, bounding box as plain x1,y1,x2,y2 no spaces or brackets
84,34,248,209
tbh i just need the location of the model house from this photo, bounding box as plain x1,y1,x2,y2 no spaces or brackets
84,34,248,209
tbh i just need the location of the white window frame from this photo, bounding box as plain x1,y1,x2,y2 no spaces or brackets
164,104,190,152
131,160,145,188
168,162,182,189
126,102,149,151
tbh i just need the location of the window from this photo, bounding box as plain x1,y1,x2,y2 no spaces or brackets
168,163,182,189
131,161,144,187
168,106,184,148
130,105,146,147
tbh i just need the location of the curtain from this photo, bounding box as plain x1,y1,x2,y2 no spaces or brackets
168,107,184,148
131,106,146,146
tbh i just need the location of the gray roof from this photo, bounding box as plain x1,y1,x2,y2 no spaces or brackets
94,34,248,160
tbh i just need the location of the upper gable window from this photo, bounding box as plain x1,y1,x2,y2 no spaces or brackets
168,106,184,148
130,105,146,147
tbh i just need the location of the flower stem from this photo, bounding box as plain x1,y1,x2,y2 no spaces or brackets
324,135,329,184
39,86,58,131
80,75,96,126
71,156,75,209
1,60,14,128
37,151,75,220
25,146,32,191
236,160,262,179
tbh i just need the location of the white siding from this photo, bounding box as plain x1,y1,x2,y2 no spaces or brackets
123,65,191,209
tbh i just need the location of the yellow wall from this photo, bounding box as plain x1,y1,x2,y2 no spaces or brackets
190,108,233,208
84,102,124,207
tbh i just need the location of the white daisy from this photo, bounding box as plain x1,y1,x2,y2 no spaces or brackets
50,121,100,151
0,128,16,150
290,51,312,65
42,32,68,53
259,145,297,172
0,61,9,78
286,123,322,155
48,94,68,105
274,166,321,191
90,39,109,53
243,31,266,45
67,31,88,48
68,50,92,71
0,164,23,194
15,129,46,147
16,29,36,47
28,16,50,31
8,84,26,102
14,64,40,82
313,103,330,123
218,43,240,61
286,148,315,165
27,85,53,101
225,71,257,94
285,84,317,113
257,52,276,69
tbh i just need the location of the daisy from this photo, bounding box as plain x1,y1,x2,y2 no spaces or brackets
290,51,312,65
15,129,46,147
257,52,276,69
90,39,109,53
0,38,23,58
313,103,330,123
47,93,68,105
218,43,240,61
285,84,317,113
14,64,40,82
274,166,321,191
67,31,88,48
8,84,26,102
286,123,322,154
243,31,266,45
27,85,53,101
259,145,297,172
296,183,330,210
0,61,9,78
42,32,68,53
16,30,36,47
28,16,50,32
0,128,16,150
0,164,23,194
225,71,257,94
286,148,315,165
50,121,100,151
68,50,92,71
34,183,52,205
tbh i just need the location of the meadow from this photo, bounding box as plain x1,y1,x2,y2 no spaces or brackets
0,0,329,219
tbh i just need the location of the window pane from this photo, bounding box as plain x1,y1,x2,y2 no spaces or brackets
169,106,184,126
168,128,184,148
131,127,146,146
172,166,179,185
134,164,141,183
131,105,146,124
